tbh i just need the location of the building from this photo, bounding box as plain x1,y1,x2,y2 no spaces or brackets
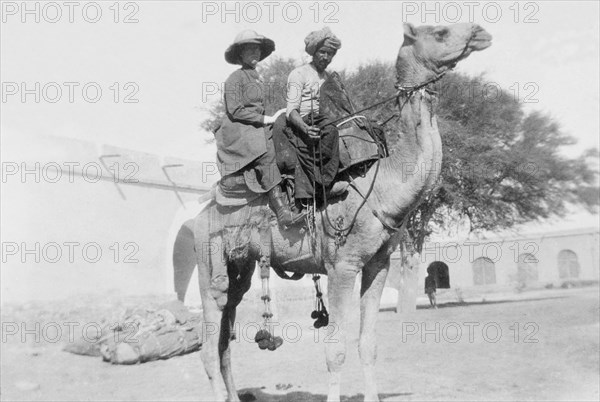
416,227,600,291
2,134,598,307
1,134,211,303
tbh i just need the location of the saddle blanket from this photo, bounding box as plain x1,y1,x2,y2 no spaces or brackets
208,196,270,237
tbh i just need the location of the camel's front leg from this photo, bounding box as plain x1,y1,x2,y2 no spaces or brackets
325,264,358,402
359,257,390,402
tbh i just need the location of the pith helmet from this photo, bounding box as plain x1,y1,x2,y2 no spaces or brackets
224,30,275,65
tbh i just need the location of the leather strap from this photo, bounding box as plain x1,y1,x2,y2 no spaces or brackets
271,265,305,281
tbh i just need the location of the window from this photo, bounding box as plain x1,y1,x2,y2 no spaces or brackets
557,250,580,279
517,253,539,283
472,257,496,285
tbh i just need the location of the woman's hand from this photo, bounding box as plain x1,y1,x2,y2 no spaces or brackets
263,109,286,126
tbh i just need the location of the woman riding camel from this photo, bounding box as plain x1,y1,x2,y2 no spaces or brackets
215,30,305,227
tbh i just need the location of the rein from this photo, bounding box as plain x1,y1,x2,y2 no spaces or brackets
322,70,448,129
316,69,448,242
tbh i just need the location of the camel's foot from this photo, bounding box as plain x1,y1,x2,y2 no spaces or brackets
226,393,241,402
326,373,341,402
207,384,226,402
326,390,340,402
363,366,380,401
363,380,380,402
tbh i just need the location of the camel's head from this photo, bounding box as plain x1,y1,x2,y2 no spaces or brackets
396,23,492,85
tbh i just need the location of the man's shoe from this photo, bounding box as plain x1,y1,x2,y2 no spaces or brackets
268,186,306,227
329,180,349,197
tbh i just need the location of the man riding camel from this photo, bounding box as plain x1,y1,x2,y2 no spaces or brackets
274,27,342,204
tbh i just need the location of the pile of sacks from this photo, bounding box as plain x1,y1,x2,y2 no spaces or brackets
64,300,203,364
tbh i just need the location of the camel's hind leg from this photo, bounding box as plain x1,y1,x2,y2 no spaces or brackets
219,306,240,402
197,225,255,402
219,260,255,402
194,211,237,401
196,228,229,401
359,254,390,402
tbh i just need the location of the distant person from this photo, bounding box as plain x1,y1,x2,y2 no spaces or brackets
424,271,437,309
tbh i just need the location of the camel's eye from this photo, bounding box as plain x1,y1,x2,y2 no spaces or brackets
434,29,449,41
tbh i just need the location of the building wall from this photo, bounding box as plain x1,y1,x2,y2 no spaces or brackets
2,135,598,305
1,135,210,303
415,229,600,290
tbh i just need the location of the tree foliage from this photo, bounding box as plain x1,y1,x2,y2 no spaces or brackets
409,72,599,250
200,58,599,251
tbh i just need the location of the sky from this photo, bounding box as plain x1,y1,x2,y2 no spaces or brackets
2,0,599,165
1,0,598,237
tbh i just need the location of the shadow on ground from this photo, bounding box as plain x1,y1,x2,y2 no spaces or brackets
239,388,411,401
379,295,569,312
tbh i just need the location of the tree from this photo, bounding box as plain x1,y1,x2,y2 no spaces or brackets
343,61,400,147
407,72,599,251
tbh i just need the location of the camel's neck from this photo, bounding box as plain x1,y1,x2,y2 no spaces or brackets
369,86,443,228
395,47,441,88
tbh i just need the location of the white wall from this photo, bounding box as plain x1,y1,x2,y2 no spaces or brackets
1,134,210,303
417,229,600,289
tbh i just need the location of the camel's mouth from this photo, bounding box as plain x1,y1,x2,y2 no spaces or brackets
470,29,493,51
442,28,492,67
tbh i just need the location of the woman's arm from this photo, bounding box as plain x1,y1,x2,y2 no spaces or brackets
223,71,265,126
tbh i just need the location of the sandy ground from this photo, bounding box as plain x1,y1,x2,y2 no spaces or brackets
1,287,599,401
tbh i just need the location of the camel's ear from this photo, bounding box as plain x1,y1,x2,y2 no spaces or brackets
402,23,418,47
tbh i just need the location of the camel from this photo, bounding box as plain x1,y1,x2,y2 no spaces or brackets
178,22,491,402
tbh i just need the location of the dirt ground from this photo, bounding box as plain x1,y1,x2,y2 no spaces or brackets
1,286,598,401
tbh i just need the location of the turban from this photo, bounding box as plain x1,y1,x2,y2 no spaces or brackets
304,27,342,56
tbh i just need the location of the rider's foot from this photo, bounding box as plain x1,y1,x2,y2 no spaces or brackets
329,180,349,196
268,185,306,227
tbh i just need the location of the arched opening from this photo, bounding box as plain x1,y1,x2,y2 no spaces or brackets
472,257,496,285
426,261,451,288
558,250,580,279
517,253,539,284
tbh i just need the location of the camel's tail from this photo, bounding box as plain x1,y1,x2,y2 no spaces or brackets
173,199,213,302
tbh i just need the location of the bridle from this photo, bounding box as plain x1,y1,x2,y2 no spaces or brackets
317,31,476,243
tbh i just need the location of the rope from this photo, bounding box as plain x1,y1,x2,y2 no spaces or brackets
315,70,450,243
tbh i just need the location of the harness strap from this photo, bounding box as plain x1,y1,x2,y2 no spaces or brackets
372,210,403,232
348,180,403,233
313,66,454,244
271,265,305,281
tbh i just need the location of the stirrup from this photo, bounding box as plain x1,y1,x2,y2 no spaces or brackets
280,210,307,228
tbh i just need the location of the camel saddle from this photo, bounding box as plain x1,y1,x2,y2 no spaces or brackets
209,72,386,208
198,73,386,279
319,71,388,171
